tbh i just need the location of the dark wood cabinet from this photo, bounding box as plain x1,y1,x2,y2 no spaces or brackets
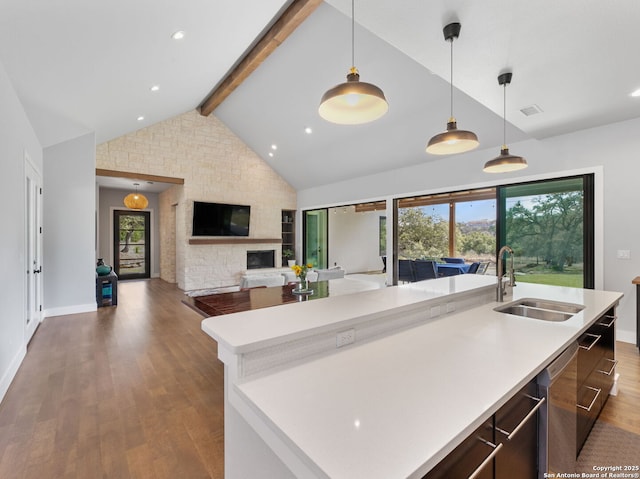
577,307,616,454
423,380,541,479
494,381,540,479
422,419,495,479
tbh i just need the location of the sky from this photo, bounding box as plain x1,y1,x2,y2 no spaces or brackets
421,199,496,223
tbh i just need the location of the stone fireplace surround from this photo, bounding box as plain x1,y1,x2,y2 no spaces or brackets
184,237,289,292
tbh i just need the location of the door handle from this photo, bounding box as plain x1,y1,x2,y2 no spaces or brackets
33,267,42,274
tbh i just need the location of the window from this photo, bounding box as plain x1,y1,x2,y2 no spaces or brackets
498,175,594,288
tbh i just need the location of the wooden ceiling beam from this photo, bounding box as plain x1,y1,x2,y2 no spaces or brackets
96,169,184,185
199,0,322,117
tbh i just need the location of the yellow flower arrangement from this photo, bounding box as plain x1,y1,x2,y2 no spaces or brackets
291,263,313,282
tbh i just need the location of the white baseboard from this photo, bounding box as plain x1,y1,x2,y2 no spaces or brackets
44,302,97,318
0,345,26,404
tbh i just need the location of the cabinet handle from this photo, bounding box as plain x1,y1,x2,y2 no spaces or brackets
577,386,602,412
598,315,616,328
467,439,503,479
597,358,618,376
579,333,601,351
495,395,546,440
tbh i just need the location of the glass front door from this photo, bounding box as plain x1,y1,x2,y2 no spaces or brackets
113,210,151,279
304,209,328,269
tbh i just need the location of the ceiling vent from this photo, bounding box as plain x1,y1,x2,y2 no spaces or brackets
520,104,543,116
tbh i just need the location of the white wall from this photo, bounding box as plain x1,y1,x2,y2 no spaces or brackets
298,118,640,344
0,60,43,402
97,187,161,278
43,133,97,316
329,206,385,273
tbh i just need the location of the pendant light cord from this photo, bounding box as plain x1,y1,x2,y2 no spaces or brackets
450,37,454,119
503,83,507,147
351,0,355,68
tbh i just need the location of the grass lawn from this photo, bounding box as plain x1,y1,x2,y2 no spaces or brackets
515,273,583,288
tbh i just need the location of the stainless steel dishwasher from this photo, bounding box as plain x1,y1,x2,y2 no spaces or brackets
537,341,578,477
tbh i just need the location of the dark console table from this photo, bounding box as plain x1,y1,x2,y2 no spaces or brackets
96,271,118,307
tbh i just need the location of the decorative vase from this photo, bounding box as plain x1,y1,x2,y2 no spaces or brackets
288,259,296,267
96,258,112,276
296,277,308,291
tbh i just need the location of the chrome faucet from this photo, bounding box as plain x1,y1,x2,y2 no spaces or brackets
497,245,516,302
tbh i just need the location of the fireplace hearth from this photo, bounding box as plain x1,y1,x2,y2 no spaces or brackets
247,250,275,269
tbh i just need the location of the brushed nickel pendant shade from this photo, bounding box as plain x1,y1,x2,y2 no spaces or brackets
318,0,388,125
483,73,528,173
123,183,149,210
426,22,479,155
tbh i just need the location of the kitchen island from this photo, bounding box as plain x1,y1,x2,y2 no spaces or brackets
201,275,622,478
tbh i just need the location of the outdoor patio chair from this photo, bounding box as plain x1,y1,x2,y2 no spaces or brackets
398,259,416,283
414,260,437,281
467,262,480,274
476,262,490,274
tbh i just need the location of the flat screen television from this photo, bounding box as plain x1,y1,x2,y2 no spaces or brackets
192,201,250,237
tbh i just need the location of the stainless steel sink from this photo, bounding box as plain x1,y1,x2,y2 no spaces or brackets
494,298,584,322
516,299,584,314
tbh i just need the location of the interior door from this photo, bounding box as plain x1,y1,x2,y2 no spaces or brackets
113,209,151,279
303,209,328,269
25,157,43,343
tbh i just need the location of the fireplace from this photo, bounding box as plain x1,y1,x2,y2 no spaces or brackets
247,250,275,269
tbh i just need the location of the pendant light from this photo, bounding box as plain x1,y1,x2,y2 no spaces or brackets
123,183,149,210
318,0,388,125
483,72,528,173
426,22,479,155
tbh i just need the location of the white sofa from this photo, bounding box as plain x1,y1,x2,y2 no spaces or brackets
315,267,345,281
282,270,318,284
239,273,285,289
282,266,345,283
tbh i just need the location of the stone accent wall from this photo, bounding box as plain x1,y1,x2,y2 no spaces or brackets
96,109,297,291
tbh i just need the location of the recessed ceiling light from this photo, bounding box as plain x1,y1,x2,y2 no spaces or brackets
150,85,160,92
304,127,312,134
137,116,145,121
631,88,640,97
271,144,277,150
171,30,185,40
268,152,274,158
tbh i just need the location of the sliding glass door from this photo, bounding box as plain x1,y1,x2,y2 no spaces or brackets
498,175,594,288
303,209,328,269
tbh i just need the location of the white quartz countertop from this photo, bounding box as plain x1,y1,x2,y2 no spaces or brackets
202,274,496,354
228,281,622,478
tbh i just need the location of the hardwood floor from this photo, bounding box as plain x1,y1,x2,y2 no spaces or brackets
0,279,225,479
599,341,640,435
0,278,638,478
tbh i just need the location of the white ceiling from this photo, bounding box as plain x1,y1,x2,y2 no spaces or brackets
1,0,640,191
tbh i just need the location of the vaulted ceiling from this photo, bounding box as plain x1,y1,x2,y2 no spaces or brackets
1,0,639,190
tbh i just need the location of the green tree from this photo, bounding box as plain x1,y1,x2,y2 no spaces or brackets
506,192,583,271
397,208,449,259
460,230,494,255
119,215,145,253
